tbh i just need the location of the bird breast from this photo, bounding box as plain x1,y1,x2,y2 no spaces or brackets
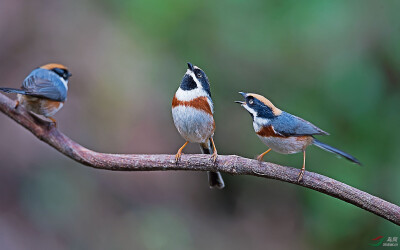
172,95,215,143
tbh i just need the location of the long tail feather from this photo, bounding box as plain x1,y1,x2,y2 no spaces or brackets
313,138,361,165
200,139,225,189
0,87,26,94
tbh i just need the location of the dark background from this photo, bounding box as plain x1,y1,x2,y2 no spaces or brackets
0,0,399,249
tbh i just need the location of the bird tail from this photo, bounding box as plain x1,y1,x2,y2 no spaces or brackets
0,87,26,95
200,139,225,189
313,138,361,165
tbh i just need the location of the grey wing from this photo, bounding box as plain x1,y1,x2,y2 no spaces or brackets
271,112,329,136
22,68,67,102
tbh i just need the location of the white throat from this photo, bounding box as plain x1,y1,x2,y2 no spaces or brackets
175,70,208,101
175,87,209,101
242,105,270,131
253,116,270,132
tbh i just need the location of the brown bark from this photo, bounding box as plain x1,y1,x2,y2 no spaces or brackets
0,92,399,226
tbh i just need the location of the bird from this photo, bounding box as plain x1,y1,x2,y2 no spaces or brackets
0,63,71,126
172,62,225,189
236,92,360,182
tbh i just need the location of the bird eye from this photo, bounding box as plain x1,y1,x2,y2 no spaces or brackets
248,99,254,105
197,73,202,78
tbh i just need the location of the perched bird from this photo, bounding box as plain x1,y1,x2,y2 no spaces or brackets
172,62,225,189
0,63,71,125
236,92,360,181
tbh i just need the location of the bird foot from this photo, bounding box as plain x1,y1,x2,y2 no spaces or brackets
297,169,305,182
256,154,264,162
175,152,182,164
210,152,218,163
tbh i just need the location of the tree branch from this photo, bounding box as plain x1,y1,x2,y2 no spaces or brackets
0,92,399,226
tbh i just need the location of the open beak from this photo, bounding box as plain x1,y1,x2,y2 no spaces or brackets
235,92,247,105
187,62,194,71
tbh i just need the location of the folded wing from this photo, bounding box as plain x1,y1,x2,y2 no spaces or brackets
22,68,67,102
271,112,329,136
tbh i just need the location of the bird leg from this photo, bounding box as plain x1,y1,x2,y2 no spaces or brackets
297,150,306,182
210,137,218,163
257,148,272,161
14,100,20,109
175,141,189,163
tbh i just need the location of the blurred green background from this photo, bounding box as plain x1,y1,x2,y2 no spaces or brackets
0,0,399,249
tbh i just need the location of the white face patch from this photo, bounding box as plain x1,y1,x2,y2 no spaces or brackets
242,104,257,117
185,69,202,89
241,104,270,131
60,78,68,90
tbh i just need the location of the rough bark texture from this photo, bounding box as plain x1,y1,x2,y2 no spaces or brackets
0,92,399,226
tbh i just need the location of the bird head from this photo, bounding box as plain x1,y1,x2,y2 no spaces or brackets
179,62,211,97
236,92,282,120
40,63,72,81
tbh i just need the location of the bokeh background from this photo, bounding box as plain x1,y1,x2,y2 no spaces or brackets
0,0,399,249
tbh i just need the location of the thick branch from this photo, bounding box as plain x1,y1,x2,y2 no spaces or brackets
0,92,399,226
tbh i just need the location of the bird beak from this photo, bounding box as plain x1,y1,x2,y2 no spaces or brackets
235,92,247,105
68,72,72,77
187,62,194,71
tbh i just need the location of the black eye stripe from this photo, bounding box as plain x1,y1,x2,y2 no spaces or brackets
51,68,71,80
247,96,254,104
53,68,63,75
246,97,276,119
194,68,204,76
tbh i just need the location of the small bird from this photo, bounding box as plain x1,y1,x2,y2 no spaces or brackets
172,62,225,189
236,92,360,181
0,63,71,125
